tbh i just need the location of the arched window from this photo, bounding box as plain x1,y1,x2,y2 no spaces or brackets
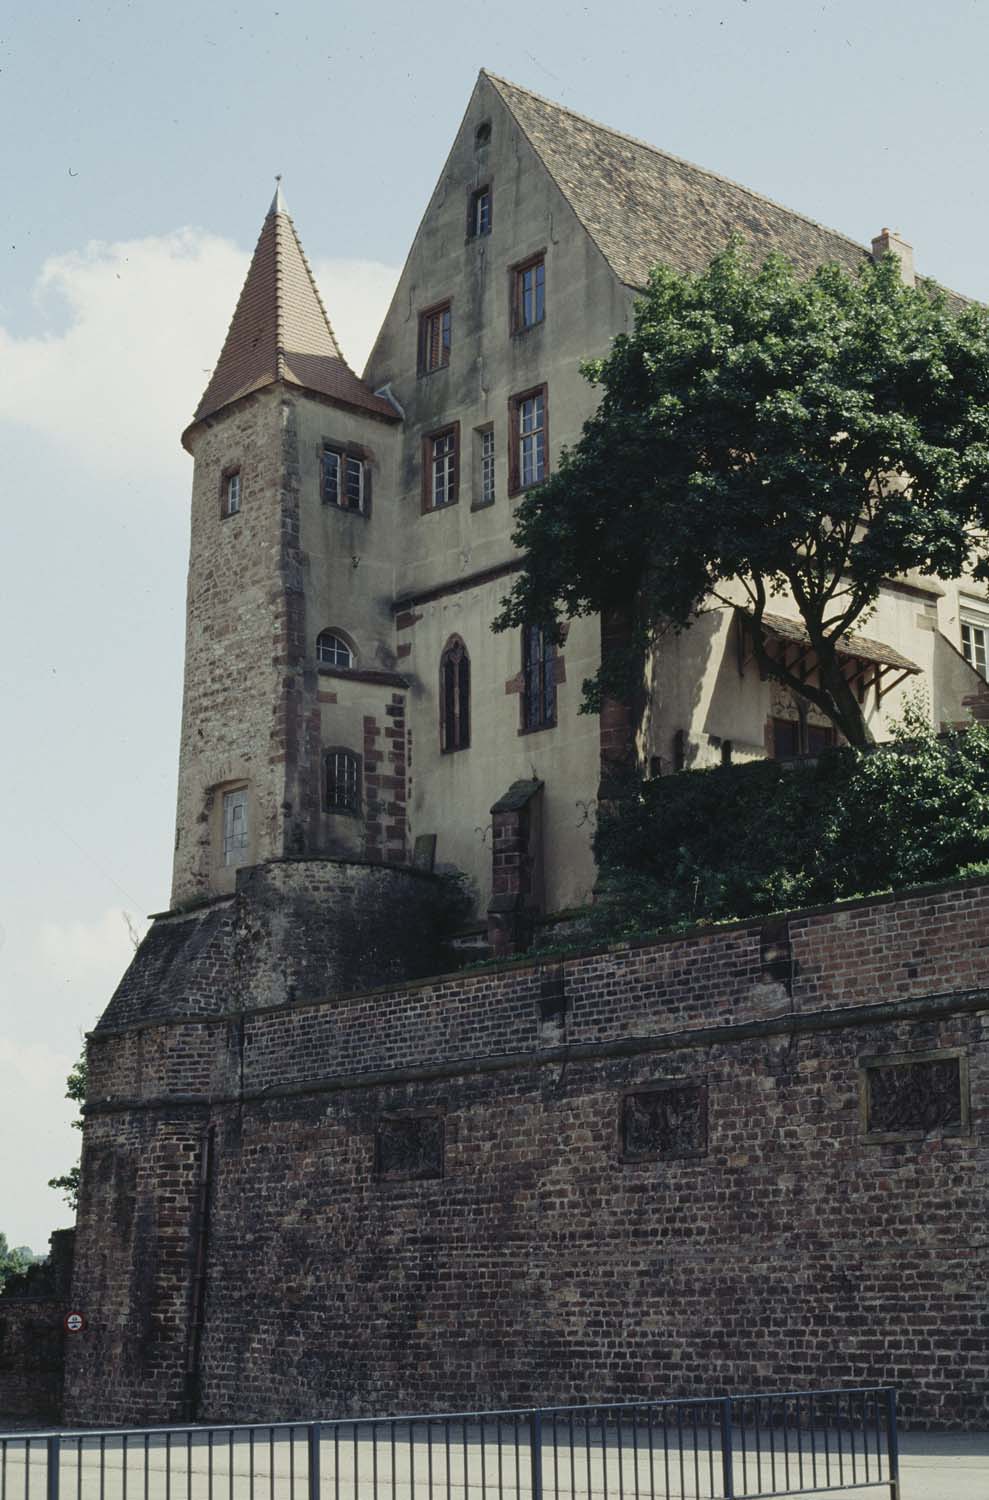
316,630,355,669
440,637,470,752
324,749,362,814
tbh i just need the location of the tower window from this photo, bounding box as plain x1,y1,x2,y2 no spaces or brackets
325,750,362,815
512,256,545,332
316,631,355,669
522,623,556,732
422,425,459,511
508,387,547,495
440,637,470,752
468,186,492,238
323,446,366,512
220,469,241,518
221,788,248,866
418,302,452,374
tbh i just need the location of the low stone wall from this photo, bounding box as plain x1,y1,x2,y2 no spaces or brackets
0,1232,74,1423
66,878,989,1430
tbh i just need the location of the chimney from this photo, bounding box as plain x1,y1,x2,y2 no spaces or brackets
871,227,915,287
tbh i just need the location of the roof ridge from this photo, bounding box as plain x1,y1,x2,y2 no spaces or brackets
483,70,870,264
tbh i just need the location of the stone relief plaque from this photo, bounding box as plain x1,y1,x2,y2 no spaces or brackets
622,1084,707,1161
376,1114,444,1181
864,1053,964,1139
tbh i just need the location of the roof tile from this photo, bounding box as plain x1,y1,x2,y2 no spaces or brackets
191,202,396,429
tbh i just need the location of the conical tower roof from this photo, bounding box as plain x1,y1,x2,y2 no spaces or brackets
189,186,396,432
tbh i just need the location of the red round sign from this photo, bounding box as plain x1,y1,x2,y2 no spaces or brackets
64,1312,86,1333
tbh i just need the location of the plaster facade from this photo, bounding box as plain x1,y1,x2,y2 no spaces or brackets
169,70,988,926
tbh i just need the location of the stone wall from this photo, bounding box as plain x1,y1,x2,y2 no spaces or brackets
0,1231,74,1422
65,878,989,1430
99,857,449,1030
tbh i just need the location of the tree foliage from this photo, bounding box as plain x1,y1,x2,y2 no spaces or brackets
0,1233,32,1292
591,706,989,934
495,243,989,745
48,1049,87,1212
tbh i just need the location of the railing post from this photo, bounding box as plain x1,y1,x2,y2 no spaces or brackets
719,1399,735,1500
530,1410,543,1500
885,1389,900,1500
308,1423,321,1500
46,1435,60,1500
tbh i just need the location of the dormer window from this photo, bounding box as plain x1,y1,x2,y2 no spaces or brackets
317,631,355,669
221,468,241,518
468,186,492,238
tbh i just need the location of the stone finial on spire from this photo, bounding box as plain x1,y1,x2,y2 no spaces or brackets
269,174,287,217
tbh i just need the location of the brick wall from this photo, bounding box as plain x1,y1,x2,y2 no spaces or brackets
0,1233,74,1422
65,877,989,1430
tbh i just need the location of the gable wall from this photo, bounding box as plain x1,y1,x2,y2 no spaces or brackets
365,75,634,908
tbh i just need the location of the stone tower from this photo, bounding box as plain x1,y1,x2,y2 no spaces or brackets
173,185,402,907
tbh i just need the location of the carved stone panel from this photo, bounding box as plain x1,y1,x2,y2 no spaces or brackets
861,1050,967,1141
376,1114,444,1181
622,1084,707,1162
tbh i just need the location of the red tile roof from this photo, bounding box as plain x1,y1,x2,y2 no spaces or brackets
189,199,397,432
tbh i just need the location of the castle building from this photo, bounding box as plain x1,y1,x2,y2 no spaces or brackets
46,73,989,1431
172,72,984,946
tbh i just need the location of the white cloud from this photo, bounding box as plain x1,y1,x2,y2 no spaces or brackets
0,232,399,487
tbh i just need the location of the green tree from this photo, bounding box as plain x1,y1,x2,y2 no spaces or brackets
0,1233,31,1291
48,1049,87,1212
495,243,989,746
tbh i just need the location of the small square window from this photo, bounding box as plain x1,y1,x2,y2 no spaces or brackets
468,186,492,238
513,256,545,332
221,469,241,519
323,446,366,512
422,425,459,511
418,302,452,374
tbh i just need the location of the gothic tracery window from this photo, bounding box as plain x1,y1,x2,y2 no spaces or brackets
440,636,470,752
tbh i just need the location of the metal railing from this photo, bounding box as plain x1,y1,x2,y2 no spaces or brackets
0,1388,899,1500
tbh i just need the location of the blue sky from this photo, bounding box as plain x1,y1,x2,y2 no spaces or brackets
2,0,989,1249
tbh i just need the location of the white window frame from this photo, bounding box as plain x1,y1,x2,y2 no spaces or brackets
431,431,457,508
316,631,355,669
960,598,989,679
323,447,365,512
519,392,545,488
225,472,241,515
